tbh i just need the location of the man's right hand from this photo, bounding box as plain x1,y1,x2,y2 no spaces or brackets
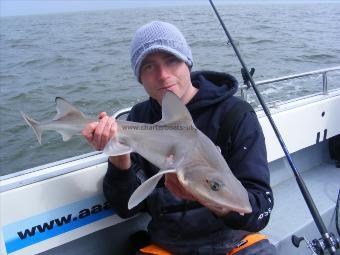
82,112,131,170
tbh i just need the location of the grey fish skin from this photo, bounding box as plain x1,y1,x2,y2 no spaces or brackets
21,97,97,144
104,92,252,216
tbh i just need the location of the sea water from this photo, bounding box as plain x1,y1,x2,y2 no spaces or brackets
1,2,340,175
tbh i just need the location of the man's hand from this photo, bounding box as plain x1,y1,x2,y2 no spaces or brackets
165,173,196,201
82,112,131,170
82,112,116,151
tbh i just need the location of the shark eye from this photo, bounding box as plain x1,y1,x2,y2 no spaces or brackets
210,179,223,191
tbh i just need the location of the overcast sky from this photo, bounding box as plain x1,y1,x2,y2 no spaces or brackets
1,0,339,17
0,1,203,17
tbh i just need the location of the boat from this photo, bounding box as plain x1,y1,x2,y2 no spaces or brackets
1,66,339,255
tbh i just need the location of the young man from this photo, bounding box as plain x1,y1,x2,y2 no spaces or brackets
83,21,276,254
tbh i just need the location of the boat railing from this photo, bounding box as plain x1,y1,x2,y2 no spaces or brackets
240,66,340,100
114,67,340,119
114,107,133,119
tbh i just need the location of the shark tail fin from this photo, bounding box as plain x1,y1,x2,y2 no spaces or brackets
128,169,176,209
21,111,43,145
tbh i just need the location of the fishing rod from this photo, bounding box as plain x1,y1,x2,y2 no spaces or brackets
208,0,339,254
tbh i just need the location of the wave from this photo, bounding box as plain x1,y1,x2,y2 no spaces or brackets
20,59,43,67
9,92,33,101
252,39,275,44
48,55,78,65
299,53,337,60
90,64,115,72
0,74,18,81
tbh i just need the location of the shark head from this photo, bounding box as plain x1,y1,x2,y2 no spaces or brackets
174,131,253,215
177,163,252,215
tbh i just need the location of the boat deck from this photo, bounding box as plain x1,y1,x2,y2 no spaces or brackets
263,142,340,254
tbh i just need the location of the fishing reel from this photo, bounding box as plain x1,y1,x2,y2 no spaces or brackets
292,234,340,255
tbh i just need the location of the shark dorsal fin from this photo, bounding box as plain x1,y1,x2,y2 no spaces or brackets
158,91,193,125
54,97,87,120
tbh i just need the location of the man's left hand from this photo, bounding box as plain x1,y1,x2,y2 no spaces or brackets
164,173,196,201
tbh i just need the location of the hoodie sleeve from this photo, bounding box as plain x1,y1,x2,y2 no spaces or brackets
103,153,148,218
102,106,151,219
220,111,273,232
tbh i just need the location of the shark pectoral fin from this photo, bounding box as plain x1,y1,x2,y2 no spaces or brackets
57,130,74,141
103,138,132,156
128,169,176,209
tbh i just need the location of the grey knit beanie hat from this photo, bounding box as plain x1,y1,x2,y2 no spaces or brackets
130,21,193,80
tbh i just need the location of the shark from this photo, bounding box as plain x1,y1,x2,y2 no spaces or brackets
21,92,252,215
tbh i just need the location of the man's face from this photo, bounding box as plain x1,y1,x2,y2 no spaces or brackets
139,51,195,104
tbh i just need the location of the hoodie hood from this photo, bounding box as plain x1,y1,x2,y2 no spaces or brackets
187,71,238,111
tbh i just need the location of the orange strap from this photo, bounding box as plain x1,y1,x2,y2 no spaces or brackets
139,244,174,255
139,233,267,255
227,233,267,255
